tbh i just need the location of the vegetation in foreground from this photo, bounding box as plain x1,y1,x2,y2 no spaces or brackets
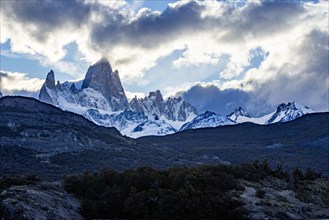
0,161,326,220
63,161,326,220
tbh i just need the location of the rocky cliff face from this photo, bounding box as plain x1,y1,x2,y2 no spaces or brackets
81,58,129,111
38,70,57,105
39,59,128,112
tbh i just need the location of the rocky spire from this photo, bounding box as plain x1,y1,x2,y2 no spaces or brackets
148,90,164,103
45,70,56,89
81,58,129,111
70,83,77,93
39,70,57,104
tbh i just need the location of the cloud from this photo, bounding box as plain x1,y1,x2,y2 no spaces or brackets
181,28,329,116
1,0,328,114
0,71,44,98
180,84,251,115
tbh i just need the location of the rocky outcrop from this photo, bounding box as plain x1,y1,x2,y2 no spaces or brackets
1,182,83,220
240,178,329,220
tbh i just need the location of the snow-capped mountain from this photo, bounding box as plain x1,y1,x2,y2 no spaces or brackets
265,102,314,124
225,103,314,126
38,58,197,137
180,111,235,131
130,90,197,122
179,102,314,131
38,58,315,137
227,107,251,123
39,59,128,112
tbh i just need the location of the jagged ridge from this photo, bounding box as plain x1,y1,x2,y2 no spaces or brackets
38,58,197,137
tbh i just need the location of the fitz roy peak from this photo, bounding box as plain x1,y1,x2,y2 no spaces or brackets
38,58,197,137
81,58,129,111
39,58,128,112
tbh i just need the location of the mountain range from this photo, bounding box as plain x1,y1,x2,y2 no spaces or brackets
36,58,315,138
1,96,328,178
38,58,197,137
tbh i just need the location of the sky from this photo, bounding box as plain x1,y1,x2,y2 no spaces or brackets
0,0,328,116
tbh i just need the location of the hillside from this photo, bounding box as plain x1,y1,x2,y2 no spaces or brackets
140,113,329,175
0,96,208,179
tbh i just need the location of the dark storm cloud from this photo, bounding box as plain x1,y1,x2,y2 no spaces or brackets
90,1,207,50
181,84,251,115
90,0,306,50
2,0,93,42
219,1,306,43
2,0,308,51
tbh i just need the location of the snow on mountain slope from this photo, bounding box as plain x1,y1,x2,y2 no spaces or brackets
227,107,251,123
265,102,314,124
227,107,271,124
180,111,235,131
225,102,313,125
127,115,176,138
85,109,146,131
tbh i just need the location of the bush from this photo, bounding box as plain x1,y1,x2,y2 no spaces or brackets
292,167,304,182
304,168,322,181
